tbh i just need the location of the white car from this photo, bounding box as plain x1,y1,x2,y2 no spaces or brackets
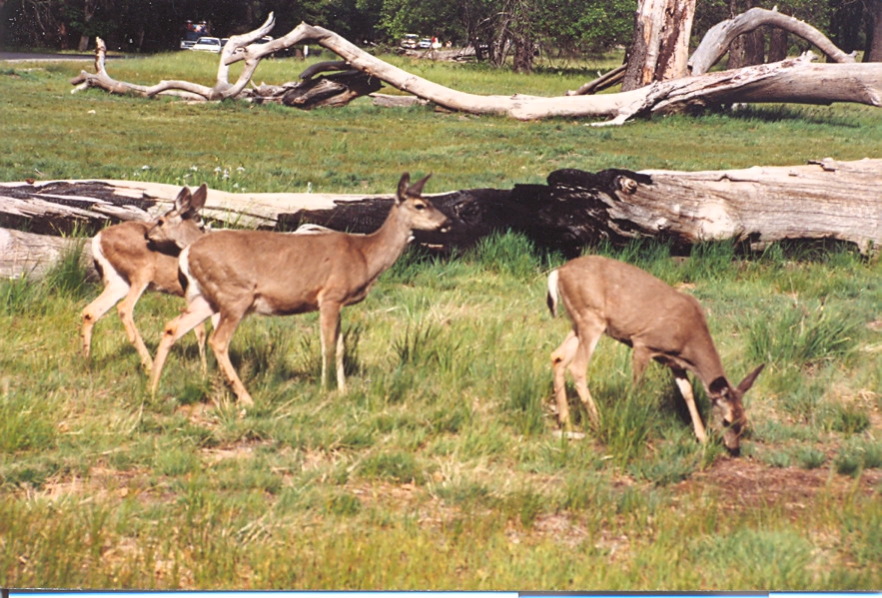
400,34,419,49
190,37,222,52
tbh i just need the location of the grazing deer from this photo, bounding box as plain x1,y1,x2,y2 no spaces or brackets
149,173,449,406
81,184,208,371
546,255,764,454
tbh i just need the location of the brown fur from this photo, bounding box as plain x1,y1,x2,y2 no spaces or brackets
150,173,449,407
548,255,764,453
80,184,207,371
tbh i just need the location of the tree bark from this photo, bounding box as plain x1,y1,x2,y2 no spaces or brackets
768,28,788,63
867,0,882,63
622,0,696,91
3,157,880,278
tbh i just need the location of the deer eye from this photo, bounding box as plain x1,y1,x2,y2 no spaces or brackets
414,202,426,211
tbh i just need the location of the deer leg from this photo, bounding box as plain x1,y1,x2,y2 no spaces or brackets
150,295,214,395
318,301,343,391
672,368,708,443
335,318,346,391
115,279,152,371
551,331,579,428
81,274,129,360
208,312,253,407
193,314,219,378
568,325,603,429
631,345,651,383
194,322,208,376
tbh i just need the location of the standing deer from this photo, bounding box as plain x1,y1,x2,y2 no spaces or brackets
546,255,764,454
149,173,449,406
81,184,208,371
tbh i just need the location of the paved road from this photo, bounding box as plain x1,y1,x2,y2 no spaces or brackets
0,52,119,62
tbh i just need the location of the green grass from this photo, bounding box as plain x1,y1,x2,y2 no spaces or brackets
1,52,882,589
3,53,882,190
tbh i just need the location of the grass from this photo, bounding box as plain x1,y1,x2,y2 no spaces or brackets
1,51,882,589
3,53,882,190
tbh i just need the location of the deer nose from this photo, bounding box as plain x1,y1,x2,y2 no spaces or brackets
722,420,743,456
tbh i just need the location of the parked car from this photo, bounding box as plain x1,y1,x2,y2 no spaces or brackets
418,38,432,49
179,31,201,50
400,34,419,49
190,36,222,52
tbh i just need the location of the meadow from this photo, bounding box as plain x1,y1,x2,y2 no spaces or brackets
1,50,881,589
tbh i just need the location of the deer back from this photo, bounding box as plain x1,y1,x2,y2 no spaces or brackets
555,255,727,380
94,221,184,295
183,230,360,314
181,173,447,316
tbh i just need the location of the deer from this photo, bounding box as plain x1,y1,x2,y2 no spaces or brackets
149,172,449,407
546,255,764,454
81,184,208,372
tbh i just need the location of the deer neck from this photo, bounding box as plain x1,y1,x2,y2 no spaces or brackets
359,202,412,278
689,343,728,393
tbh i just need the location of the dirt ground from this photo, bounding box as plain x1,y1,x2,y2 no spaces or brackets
673,457,881,518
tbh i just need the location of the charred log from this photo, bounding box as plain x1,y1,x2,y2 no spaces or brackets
4,157,880,279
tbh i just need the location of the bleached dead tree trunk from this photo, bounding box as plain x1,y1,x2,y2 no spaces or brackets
621,0,696,91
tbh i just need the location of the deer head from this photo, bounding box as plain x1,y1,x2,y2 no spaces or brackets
146,183,208,252
395,172,448,232
708,364,765,454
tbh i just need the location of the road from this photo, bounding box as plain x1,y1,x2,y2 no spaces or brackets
0,52,117,62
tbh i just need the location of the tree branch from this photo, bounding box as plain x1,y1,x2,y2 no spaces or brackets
689,7,856,75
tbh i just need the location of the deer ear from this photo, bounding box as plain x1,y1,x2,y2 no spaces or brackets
708,376,731,400
407,173,432,197
737,363,765,394
173,186,192,213
397,172,411,202
187,183,208,214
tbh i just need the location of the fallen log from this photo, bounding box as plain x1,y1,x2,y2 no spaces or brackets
0,228,94,280
2,157,880,278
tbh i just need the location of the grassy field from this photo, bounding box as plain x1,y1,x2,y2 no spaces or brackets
1,51,881,589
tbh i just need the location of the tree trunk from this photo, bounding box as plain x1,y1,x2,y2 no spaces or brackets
77,0,99,52
513,37,535,73
768,28,788,63
3,158,880,278
830,0,864,55
622,0,696,91
866,0,882,62
726,0,761,69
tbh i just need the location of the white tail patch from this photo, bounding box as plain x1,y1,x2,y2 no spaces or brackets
546,268,560,318
178,245,202,302
91,232,112,280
